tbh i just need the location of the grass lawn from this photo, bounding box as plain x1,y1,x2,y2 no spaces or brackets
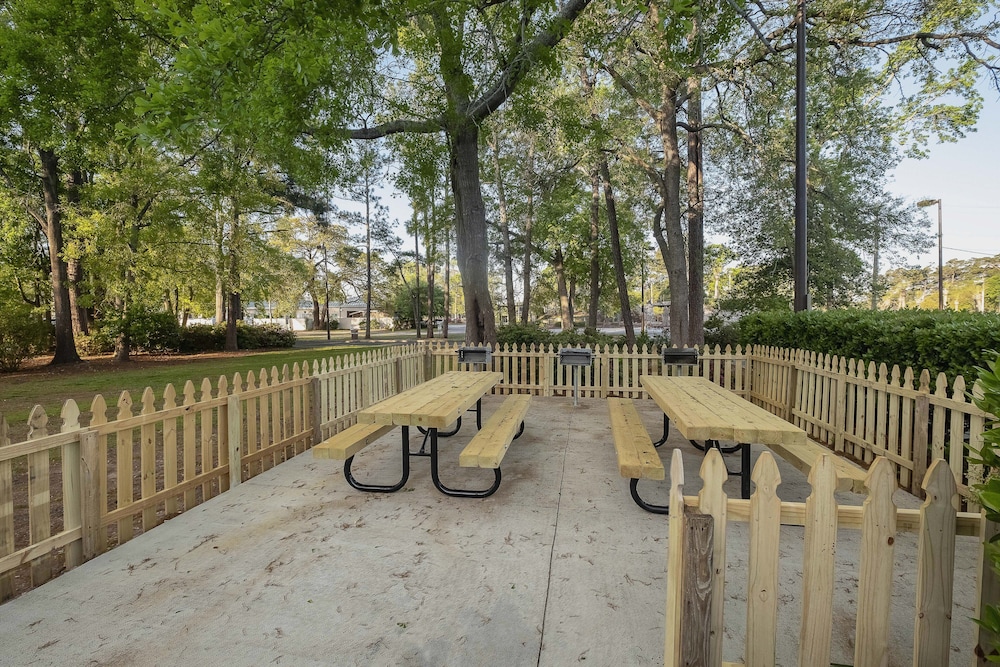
0,343,382,441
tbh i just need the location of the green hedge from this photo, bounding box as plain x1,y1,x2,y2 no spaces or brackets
738,309,1000,384
176,323,297,352
495,322,669,350
0,305,52,371
78,320,296,356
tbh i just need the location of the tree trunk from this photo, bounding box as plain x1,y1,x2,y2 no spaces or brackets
588,168,601,329
599,160,635,348
491,139,517,326
414,216,421,339
554,247,571,331
449,124,496,344
426,209,435,339
443,226,451,338
520,144,535,324
658,88,690,346
568,277,576,329
66,169,90,336
38,149,80,364
226,291,240,351
686,77,705,345
225,211,240,352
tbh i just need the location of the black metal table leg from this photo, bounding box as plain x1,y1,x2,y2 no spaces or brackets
429,428,501,498
652,414,670,447
741,443,751,499
343,426,411,493
629,479,670,514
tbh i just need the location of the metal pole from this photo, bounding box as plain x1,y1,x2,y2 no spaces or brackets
937,200,944,311
793,0,809,312
324,244,330,340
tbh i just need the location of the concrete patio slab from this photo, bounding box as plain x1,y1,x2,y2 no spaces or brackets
0,397,981,666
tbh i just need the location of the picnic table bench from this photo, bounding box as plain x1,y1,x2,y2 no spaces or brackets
610,376,866,513
313,371,529,498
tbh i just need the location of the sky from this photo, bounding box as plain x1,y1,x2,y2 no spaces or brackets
887,84,1000,269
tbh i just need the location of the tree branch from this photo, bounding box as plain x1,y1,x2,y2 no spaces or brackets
348,117,444,140
468,0,592,122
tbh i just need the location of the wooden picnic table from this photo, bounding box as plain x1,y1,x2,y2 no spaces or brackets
358,371,502,430
318,370,527,498
639,375,808,499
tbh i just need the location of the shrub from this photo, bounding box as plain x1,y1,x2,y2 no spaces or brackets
177,324,225,353
968,352,1000,655
496,322,553,348
0,305,51,371
236,323,296,349
704,314,739,350
738,309,1000,383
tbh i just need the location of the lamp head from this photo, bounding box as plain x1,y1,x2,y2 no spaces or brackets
916,199,940,207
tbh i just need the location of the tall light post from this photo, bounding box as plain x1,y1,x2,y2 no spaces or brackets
917,199,943,310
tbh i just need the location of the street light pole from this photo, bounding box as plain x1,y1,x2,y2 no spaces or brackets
917,199,943,310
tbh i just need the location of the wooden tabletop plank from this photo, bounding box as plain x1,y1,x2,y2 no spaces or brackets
358,371,502,428
640,376,806,446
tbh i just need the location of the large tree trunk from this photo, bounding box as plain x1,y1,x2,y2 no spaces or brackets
449,124,496,344
686,77,705,345
38,149,81,364
491,139,517,326
588,168,601,329
554,246,571,331
66,169,90,336
599,160,635,348
658,88,690,346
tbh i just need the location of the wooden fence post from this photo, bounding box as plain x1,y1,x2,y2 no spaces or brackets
786,357,799,424
311,376,323,445
227,395,242,487
80,430,101,561
680,509,714,665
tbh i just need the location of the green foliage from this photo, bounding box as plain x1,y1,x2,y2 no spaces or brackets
496,322,553,347
968,352,1000,659
495,322,668,350
0,303,51,371
177,325,225,353
235,323,297,349
176,323,296,353
704,314,739,350
739,309,1000,383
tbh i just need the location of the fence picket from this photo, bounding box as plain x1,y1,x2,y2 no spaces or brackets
163,384,179,519
854,458,897,667
115,392,135,545
89,394,108,553
140,388,157,532
913,460,958,666
182,381,197,510
746,452,781,667
699,449,729,666
799,455,838,667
